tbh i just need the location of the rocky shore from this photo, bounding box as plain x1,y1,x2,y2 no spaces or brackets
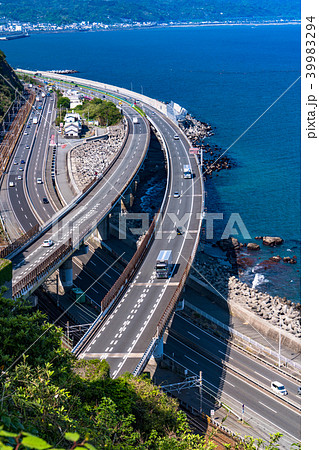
191,249,301,340
179,114,234,175
70,123,125,190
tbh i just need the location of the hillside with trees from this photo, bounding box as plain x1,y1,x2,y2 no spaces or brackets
0,0,300,25
0,291,299,449
0,51,23,122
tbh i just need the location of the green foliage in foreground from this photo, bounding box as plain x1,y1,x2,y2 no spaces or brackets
0,293,300,449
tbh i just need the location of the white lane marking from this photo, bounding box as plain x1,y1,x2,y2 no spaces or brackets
184,355,198,365
187,331,200,340
258,402,277,414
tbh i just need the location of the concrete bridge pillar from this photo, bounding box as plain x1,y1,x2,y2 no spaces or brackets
97,215,110,241
59,258,73,291
120,186,135,212
153,337,164,359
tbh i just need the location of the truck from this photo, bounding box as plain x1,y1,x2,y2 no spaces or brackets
70,287,85,304
32,117,38,124
183,164,192,179
155,250,173,279
133,117,139,124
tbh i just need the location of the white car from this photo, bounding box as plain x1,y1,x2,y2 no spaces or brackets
42,239,53,247
9,181,14,187
173,191,180,198
271,381,288,396
36,178,42,184
17,175,22,180
174,135,179,140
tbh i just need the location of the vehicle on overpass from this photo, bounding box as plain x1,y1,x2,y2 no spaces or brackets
156,250,173,279
32,117,38,124
183,164,192,179
42,239,53,247
271,381,288,396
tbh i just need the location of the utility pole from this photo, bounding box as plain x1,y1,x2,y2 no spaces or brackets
199,371,203,414
278,319,282,368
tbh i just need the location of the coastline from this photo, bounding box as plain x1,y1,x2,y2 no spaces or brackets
9,20,300,38
183,113,300,304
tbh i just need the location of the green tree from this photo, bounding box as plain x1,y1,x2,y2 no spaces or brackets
57,97,70,109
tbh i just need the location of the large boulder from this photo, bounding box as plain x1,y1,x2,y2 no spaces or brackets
217,237,240,251
247,242,260,251
262,236,284,247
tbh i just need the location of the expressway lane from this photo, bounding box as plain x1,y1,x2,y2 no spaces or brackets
164,334,300,448
6,106,39,232
5,87,55,233
78,107,203,378
25,92,56,223
11,109,150,289
170,313,301,408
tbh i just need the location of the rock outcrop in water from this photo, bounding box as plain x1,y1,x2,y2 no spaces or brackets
262,236,284,247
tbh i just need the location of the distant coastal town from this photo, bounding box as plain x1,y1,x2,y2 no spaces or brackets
0,17,300,39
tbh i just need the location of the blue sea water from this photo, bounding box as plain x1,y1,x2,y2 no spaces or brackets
1,24,301,301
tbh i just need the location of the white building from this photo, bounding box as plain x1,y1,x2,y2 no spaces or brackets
64,121,81,138
63,90,83,109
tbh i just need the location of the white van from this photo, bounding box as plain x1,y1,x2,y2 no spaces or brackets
271,381,288,396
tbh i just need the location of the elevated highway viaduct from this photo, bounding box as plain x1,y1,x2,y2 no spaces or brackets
12,71,204,378
10,96,150,299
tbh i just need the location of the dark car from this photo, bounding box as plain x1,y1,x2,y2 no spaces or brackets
42,197,49,204
176,227,183,235
20,160,25,164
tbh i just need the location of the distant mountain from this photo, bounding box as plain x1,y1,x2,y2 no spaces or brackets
0,0,300,25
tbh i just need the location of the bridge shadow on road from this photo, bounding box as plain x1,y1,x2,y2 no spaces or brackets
151,238,240,421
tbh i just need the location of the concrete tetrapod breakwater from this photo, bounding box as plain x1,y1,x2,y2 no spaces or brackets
189,252,301,353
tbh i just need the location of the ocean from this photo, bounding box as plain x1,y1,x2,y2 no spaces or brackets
1,24,301,301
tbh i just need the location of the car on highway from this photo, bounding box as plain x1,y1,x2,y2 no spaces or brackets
27,124,30,128
20,160,25,164
271,381,288,396
17,175,22,180
13,160,18,165
176,227,183,235
173,191,180,198
24,132,28,135
42,197,49,204
26,145,30,149
36,178,42,184
174,135,179,140
9,181,14,187
18,167,24,171
42,239,53,247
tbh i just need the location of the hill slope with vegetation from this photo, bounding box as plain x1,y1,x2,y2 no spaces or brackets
0,0,300,25
0,51,23,122
0,291,298,449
